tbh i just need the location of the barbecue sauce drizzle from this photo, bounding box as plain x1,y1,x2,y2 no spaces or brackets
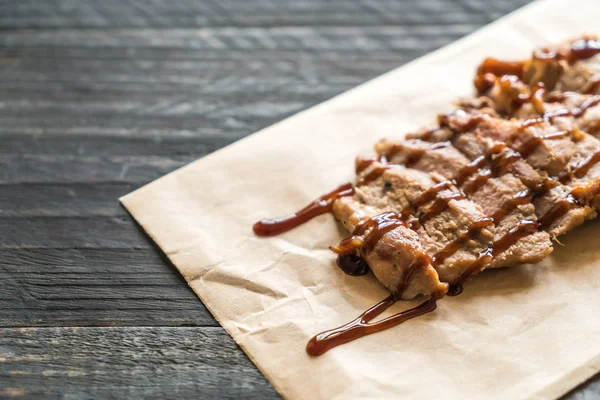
252,183,355,236
306,292,440,356
256,41,600,354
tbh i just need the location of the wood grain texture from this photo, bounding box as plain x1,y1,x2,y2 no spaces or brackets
0,327,278,399
0,0,597,398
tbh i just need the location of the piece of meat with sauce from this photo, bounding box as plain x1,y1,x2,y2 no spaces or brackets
463,74,600,138
332,195,447,300
333,161,497,291
434,110,600,228
375,136,553,268
407,113,597,237
475,36,600,96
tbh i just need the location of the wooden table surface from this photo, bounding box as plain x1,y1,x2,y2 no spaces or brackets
1,1,598,398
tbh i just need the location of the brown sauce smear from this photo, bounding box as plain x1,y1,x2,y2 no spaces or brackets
356,164,391,187
335,254,370,276
419,192,467,224
419,127,438,141
490,190,533,224
384,141,451,166
493,220,539,256
431,217,494,267
531,177,560,199
538,193,581,230
253,183,355,236
306,294,439,356
303,118,572,355
447,219,538,296
543,95,600,120
330,212,413,275
573,147,600,179
355,156,385,174
463,148,521,195
359,213,408,253
517,84,546,114
410,181,454,210
438,112,486,134
474,59,525,94
516,130,572,159
477,58,525,79
584,79,600,95
568,39,600,63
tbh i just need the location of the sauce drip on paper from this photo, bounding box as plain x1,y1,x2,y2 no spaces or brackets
252,183,354,236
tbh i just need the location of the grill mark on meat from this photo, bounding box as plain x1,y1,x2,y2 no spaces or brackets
253,183,355,236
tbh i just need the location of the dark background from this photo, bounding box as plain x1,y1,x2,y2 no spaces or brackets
0,1,598,398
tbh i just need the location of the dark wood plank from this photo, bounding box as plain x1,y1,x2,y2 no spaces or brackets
0,248,217,327
0,0,532,29
0,154,192,184
0,183,135,216
0,215,148,248
0,327,279,399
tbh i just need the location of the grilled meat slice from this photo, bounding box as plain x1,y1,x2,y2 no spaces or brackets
332,195,447,300
461,74,600,138
334,161,496,288
408,112,598,236
475,35,600,95
375,137,553,268
440,110,599,226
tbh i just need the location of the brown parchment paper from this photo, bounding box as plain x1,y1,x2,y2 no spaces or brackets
120,0,600,398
